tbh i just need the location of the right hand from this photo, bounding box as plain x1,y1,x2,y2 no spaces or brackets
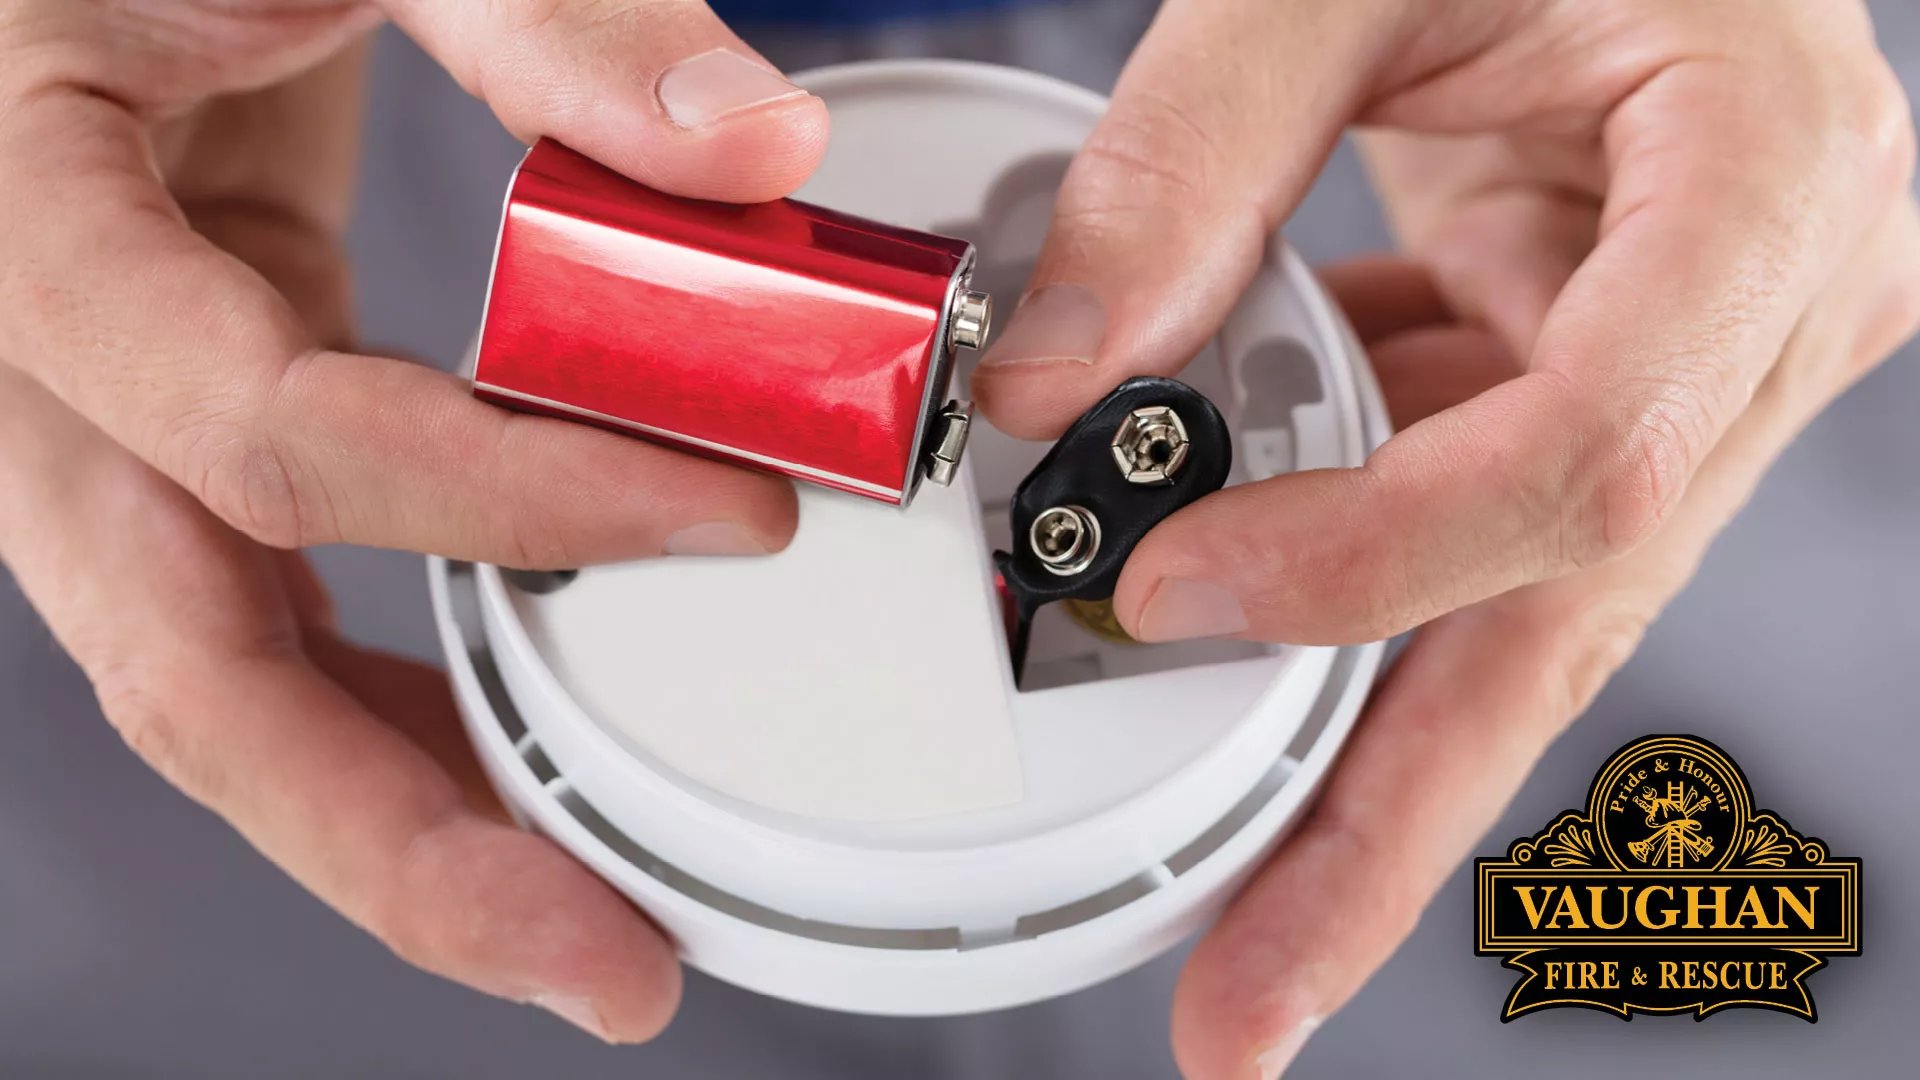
0,0,829,1042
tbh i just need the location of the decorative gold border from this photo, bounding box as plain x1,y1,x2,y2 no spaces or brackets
1498,950,1828,1021
1477,867,1860,950
1473,734,1864,1023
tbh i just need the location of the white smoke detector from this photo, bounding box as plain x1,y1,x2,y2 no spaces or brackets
431,59,1389,1016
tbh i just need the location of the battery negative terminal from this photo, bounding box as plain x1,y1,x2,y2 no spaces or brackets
1111,405,1189,485
925,401,974,487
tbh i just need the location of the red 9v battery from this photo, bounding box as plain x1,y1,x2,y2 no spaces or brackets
472,139,992,506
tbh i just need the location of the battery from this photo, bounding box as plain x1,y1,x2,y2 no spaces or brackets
472,139,989,506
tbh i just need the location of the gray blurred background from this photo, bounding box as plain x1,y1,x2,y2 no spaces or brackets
2,1,1916,1076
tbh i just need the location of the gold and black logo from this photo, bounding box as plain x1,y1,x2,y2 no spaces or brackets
1476,735,1861,1020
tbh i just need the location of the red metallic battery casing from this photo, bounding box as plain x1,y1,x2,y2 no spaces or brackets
473,139,989,505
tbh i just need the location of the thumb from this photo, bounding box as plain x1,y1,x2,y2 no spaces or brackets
381,0,828,202
970,0,1398,438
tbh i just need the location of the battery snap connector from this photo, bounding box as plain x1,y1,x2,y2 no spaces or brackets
993,377,1231,682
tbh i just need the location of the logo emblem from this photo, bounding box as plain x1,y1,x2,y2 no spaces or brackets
1476,735,1861,1020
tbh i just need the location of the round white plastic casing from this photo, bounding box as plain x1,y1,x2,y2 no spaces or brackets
430,60,1391,1017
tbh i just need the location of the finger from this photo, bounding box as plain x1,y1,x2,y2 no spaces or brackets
1356,130,1605,356
1169,194,1920,1080
969,0,1401,438
1316,257,1522,429
1314,256,1452,346
0,366,681,1041
1117,45,1916,645
274,550,339,634
0,84,799,565
1366,324,1520,431
147,46,360,630
381,0,828,203
161,36,373,350
306,633,510,824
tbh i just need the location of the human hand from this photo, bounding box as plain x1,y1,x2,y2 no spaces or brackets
0,0,832,1041
963,2,1920,1075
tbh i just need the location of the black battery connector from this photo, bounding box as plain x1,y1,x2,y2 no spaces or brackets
994,377,1232,683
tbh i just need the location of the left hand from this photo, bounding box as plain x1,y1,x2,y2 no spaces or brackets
965,2,1920,1076
0,0,835,1043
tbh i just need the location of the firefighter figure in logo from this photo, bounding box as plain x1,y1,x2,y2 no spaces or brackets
1628,782,1716,869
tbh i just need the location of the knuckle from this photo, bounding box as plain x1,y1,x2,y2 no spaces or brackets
1061,91,1228,224
369,898,453,976
475,0,637,125
1854,68,1917,199
1880,235,1920,357
364,820,490,979
369,900,453,978
495,0,634,37
501,510,577,570
93,664,225,805
494,417,582,568
1346,526,1439,639
363,852,439,970
462,1,559,108
1552,592,1656,719
1794,47,1915,205
1733,17,1914,212
186,421,332,549
1827,200,1920,386
498,0,569,34
1591,400,1695,562
1308,800,1427,940
1562,376,1710,568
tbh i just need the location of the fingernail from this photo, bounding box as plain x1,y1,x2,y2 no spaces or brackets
1255,1016,1321,1080
978,284,1106,368
532,993,613,1043
1136,578,1248,642
665,521,768,556
658,49,808,129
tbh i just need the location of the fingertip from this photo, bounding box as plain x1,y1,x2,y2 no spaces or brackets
714,93,833,200
567,917,683,1044
756,475,802,551
969,360,1098,440
467,828,683,1043
587,41,832,202
474,402,804,567
1111,499,1244,643
695,452,801,544
655,48,807,130
1170,934,1312,1080
969,282,1109,438
1113,475,1388,647
412,0,832,205
665,469,800,557
616,86,831,203
633,942,686,1040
